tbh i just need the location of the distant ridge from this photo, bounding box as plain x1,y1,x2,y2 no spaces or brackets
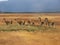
0,12,60,13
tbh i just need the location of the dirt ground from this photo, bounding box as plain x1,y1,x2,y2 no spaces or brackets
0,13,60,45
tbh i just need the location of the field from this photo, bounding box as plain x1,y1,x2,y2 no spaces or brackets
0,13,60,45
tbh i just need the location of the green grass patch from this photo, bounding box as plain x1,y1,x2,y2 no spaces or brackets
0,24,58,32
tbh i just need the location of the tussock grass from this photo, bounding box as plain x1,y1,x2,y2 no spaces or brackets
0,24,57,32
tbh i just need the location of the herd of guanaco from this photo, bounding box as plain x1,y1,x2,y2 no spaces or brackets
3,17,55,28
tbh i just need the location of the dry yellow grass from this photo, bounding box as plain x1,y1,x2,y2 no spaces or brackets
0,31,60,45
0,13,60,45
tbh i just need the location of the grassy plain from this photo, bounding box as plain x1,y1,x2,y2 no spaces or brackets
0,13,60,45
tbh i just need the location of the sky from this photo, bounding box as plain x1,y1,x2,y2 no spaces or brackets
0,0,8,1
0,0,60,12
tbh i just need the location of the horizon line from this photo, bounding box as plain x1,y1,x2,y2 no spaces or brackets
0,12,60,13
